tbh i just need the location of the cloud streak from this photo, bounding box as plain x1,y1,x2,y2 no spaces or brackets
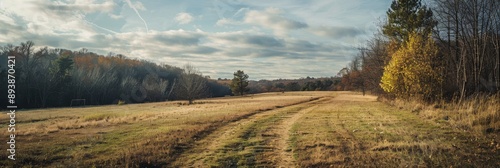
76,14,118,34
124,0,149,33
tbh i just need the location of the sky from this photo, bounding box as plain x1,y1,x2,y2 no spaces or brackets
0,0,392,80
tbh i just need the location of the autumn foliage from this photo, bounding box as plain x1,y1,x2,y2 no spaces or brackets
341,0,499,102
380,32,443,101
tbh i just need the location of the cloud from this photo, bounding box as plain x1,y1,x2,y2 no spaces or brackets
311,26,366,39
151,30,203,46
216,18,236,26
244,8,308,36
0,0,383,79
44,0,115,14
175,12,194,25
215,33,284,48
243,35,284,47
0,0,114,40
109,13,123,19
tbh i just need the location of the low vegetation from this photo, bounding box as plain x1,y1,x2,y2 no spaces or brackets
0,92,322,167
291,93,498,167
2,92,497,167
385,93,500,135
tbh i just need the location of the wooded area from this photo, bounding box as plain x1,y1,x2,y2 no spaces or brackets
0,40,342,109
0,42,231,108
341,0,499,102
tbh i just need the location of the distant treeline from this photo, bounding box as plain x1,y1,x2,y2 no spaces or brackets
0,41,231,108
217,77,341,93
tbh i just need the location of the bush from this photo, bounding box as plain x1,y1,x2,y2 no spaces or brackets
117,100,126,105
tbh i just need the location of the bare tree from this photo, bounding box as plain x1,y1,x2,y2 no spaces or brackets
433,0,500,99
177,64,208,104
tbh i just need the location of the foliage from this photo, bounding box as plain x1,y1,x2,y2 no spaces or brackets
344,0,498,102
207,80,232,97
0,41,230,108
117,100,126,105
50,52,74,82
274,82,286,92
238,78,337,93
285,82,301,91
382,0,436,43
230,70,249,96
380,32,443,101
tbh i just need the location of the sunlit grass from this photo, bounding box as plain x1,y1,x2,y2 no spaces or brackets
0,92,324,167
290,92,498,167
0,91,497,167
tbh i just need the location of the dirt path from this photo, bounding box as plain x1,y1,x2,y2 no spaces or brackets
181,111,271,167
268,103,320,167
171,97,327,167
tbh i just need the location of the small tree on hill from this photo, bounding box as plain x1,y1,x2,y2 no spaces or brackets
230,70,249,96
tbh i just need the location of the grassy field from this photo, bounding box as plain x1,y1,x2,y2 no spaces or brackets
0,91,498,167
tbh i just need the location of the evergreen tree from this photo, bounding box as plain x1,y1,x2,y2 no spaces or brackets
382,0,436,43
49,52,74,106
230,70,249,96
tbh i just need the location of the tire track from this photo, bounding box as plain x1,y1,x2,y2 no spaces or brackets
171,97,325,167
268,104,319,167
263,97,333,167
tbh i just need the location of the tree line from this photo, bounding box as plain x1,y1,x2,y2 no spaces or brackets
340,0,499,102
219,77,340,94
0,41,231,108
0,40,339,109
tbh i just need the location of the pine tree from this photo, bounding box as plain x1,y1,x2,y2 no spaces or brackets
48,52,74,106
382,0,436,43
230,70,249,96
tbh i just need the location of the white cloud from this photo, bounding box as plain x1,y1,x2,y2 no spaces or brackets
0,0,111,37
0,13,16,26
244,8,307,36
109,13,123,19
0,0,388,79
175,12,194,25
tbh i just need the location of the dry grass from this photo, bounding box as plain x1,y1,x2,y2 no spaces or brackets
0,91,498,167
0,92,323,167
388,93,499,136
290,92,499,167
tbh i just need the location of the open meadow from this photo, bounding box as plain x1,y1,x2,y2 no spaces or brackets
1,91,498,167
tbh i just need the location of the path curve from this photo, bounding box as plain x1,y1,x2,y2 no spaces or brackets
171,97,326,167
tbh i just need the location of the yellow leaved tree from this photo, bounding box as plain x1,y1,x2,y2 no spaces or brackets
380,32,443,101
